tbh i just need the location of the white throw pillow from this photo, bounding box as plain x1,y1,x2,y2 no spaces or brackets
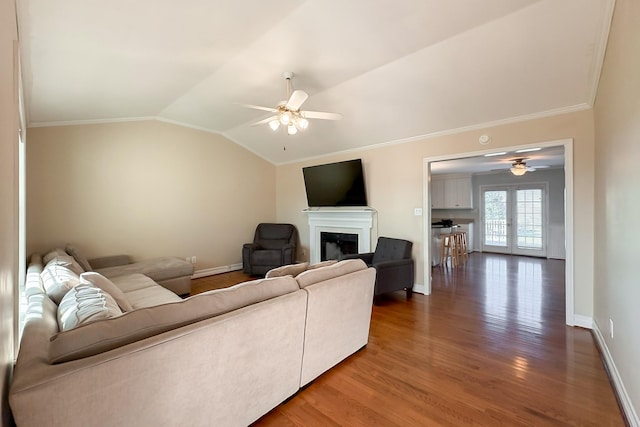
80,272,134,312
57,283,123,332
46,254,84,275
41,261,82,305
43,248,68,265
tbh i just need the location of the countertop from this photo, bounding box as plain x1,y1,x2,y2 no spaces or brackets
431,218,475,225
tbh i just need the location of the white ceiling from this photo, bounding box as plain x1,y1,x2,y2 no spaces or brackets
17,0,614,165
430,145,565,175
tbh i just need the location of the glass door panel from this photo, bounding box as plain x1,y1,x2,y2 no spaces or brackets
482,185,546,256
514,188,545,256
483,189,511,253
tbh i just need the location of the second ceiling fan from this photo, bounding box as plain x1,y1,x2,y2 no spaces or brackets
241,72,342,135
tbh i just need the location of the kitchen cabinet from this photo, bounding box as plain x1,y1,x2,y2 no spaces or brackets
432,175,473,209
431,178,445,208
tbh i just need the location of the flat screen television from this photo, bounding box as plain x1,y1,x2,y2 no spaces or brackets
302,159,368,207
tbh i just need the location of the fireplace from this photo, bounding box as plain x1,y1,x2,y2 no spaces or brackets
321,232,358,261
304,208,375,264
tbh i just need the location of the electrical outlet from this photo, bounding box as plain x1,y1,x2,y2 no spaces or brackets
609,318,614,339
190,256,197,264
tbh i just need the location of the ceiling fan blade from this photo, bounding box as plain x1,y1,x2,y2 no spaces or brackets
249,116,278,126
302,110,342,120
285,90,309,111
236,103,277,113
285,90,308,111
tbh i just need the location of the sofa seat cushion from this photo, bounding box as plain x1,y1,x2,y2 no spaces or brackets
49,275,300,363
109,273,182,309
96,256,193,282
296,259,368,289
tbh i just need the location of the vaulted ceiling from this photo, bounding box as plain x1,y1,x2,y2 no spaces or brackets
17,0,614,164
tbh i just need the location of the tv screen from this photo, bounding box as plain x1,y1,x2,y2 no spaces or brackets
302,159,368,207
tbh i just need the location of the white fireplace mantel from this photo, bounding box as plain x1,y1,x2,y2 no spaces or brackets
304,207,375,264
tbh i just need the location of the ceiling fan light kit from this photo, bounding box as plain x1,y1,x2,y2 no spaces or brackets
243,72,341,135
510,158,535,176
510,164,528,176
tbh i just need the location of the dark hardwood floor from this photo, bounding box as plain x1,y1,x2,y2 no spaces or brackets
191,253,625,426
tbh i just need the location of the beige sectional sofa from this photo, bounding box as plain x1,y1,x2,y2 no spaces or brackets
66,244,194,295
10,253,376,426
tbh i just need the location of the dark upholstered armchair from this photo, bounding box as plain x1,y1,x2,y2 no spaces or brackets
242,223,298,276
345,237,414,300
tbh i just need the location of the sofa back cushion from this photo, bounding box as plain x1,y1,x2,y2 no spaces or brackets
25,254,45,299
65,244,93,272
307,260,338,270
265,262,309,278
295,259,368,289
49,275,300,363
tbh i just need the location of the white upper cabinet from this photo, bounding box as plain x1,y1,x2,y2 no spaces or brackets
431,178,445,208
432,175,473,209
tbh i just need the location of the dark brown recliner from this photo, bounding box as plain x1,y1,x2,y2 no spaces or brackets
344,236,414,300
242,223,298,276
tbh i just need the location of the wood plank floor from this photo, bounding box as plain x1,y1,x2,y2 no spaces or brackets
191,253,625,426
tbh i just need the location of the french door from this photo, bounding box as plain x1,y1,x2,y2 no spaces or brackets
481,184,547,257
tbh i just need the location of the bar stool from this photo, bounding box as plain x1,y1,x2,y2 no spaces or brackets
455,231,468,264
439,233,459,268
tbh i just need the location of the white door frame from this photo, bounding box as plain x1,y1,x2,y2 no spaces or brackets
421,138,575,326
480,183,549,257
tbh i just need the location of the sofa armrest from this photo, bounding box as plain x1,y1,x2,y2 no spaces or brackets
343,252,374,264
88,255,132,269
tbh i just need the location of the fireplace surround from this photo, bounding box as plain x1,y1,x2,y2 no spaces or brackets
304,208,375,264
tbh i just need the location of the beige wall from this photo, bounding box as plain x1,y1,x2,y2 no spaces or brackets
276,109,595,318
27,121,276,271
593,0,640,419
1,0,18,424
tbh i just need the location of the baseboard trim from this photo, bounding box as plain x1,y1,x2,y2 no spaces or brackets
192,263,243,279
573,314,593,329
593,321,640,427
413,283,426,295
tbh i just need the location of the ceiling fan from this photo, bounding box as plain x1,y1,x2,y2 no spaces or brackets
490,158,546,176
508,158,538,176
240,72,342,135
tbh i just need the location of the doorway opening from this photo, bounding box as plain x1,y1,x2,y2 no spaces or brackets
422,138,575,326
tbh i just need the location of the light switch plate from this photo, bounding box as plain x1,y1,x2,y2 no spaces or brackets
414,208,423,216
